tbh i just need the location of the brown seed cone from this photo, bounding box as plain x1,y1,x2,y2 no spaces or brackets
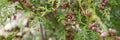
71,17,76,21
64,21,71,26
91,27,97,31
65,14,73,19
70,21,76,25
89,22,98,28
83,9,92,17
84,10,89,16
61,5,66,9
73,0,78,7
104,0,108,4
100,32,108,38
69,11,75,16
52,8,57,14
64,2,70,7
100,5,105,10
108,28,117,36
66,27,72,32
96,29,102,34
82,2,87,8
114,36,120,40
66,34,74,40
101,3,106,6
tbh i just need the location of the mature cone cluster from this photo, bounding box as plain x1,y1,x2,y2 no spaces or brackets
5,0,120,40
60,2,70,9
89,22,108,39
59,1,81,40
18,0,36,12
115,36,120,40
64,10,76,40
108,28,117,36
66,33,74,40
64,10,76,26
108,29,120,40
89,22,120,40
89,22,100,32
99,0,108,10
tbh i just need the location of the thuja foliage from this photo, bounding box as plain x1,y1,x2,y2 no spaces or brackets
0,0,120,40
